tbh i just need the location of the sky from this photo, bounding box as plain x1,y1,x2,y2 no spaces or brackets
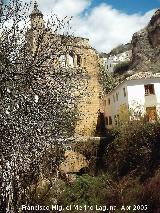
4,0,160,53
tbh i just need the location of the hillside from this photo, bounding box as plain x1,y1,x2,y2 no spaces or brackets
109,43,132,56
100,43,132,58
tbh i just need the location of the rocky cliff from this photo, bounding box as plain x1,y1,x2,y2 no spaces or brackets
130,9,160,72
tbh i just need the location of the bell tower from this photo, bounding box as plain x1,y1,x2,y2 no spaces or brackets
30,1,45,30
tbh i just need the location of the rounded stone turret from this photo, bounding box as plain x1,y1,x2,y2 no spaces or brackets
30,1,44,29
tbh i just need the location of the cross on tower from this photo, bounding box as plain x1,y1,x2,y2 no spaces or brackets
30,0,44,29
34,1,38,10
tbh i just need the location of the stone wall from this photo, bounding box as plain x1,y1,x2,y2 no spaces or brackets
73,46,101,136
27,5,102,137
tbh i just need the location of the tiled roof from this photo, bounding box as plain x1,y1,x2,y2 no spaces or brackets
126,72,160,81
106,72,160,95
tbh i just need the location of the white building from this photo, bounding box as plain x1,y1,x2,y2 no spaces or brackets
102,72,160,128
100,49,132,73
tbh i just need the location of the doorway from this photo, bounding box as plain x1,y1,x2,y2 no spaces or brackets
146,107,157,122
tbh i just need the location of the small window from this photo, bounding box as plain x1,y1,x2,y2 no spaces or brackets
108,98,111,105
105,117,108,125
109,116,112,125
104,100,107,106
123,87,126,97
144,84,155,96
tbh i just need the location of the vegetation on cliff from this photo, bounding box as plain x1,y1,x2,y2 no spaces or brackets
98,64,115,93
113,60,131,75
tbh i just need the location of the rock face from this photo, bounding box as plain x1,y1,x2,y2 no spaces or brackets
59,151,88,181
131,9,160,72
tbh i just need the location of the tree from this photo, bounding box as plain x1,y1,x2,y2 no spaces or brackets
98,64,115,93
0,0,88,211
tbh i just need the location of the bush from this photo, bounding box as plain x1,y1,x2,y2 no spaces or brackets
114,61,131,75
106,121,160,178
118,176,143,206
142,169,160,213
98,64,115,93
59,174,120,211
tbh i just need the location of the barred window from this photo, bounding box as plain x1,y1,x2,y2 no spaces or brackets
123,87,126,97
144,84,155,95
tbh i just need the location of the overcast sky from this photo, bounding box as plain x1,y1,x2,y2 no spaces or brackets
4,0,159,53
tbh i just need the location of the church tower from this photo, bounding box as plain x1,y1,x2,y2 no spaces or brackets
30,1,45,30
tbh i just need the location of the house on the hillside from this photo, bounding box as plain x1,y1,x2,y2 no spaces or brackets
102,72,160,128
100,44,132,73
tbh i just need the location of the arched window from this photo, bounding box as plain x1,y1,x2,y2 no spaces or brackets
77,54,81,67
60,54,66,67
68,51,74,67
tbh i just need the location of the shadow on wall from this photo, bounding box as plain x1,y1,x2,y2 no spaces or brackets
95,112,107,137
95,111,116,174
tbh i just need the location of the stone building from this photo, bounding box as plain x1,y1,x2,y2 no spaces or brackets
27,2,102,137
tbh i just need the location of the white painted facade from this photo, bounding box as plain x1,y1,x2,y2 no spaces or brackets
103,73,160,128
101,50,132,73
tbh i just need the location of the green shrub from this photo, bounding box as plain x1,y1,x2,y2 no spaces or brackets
59,174,119,209
106,121,160,178
98,64,115,93
114,61,131,74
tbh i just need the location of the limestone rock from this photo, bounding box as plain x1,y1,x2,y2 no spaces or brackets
130,9,160,72
59,150,88,174
148,9,160,47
